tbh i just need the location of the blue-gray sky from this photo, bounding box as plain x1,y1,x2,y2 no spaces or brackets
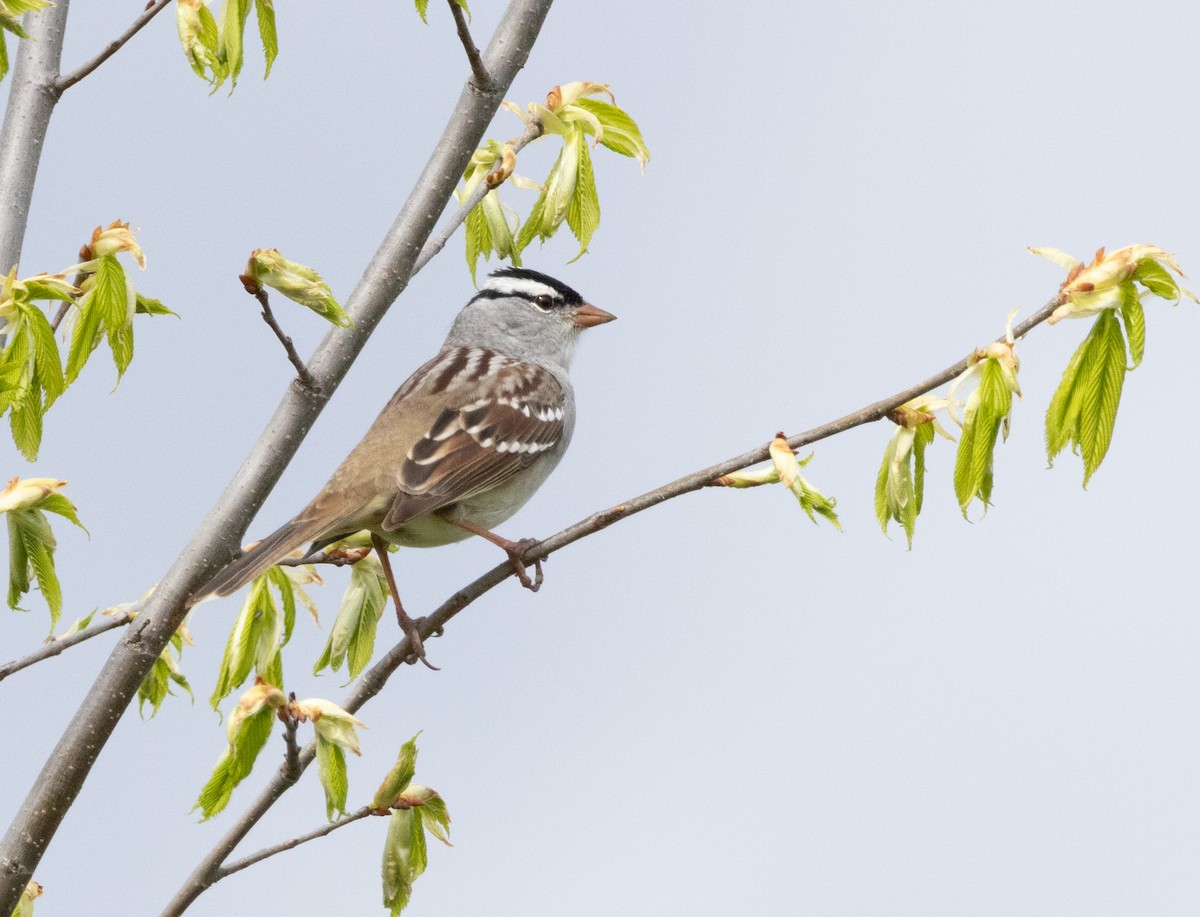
4,2,1200,914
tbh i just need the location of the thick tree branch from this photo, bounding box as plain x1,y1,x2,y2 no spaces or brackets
0,1,69,278
214,807,374,882
54,0,172,93
447,0,496,92
2,2,556,913
166,295,1063,913
0,611,135,683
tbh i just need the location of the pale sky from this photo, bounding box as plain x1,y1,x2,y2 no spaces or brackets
5,1,1200,915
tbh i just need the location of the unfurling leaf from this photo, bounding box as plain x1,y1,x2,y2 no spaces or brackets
875,398,950,548
242,248,350,327
373,733,421,811
2,478,84,630
1045,309,1128,486
382,808,427,915
314,554,387,680
194,680,284,818
952,351,1019,516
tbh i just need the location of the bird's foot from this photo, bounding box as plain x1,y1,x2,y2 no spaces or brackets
506,537,545,592
396,608,440,671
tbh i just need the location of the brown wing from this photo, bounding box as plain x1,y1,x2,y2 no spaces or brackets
381,358,566,530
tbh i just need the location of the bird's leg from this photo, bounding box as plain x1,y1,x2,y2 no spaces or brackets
450,519,545,592
371,533,439,671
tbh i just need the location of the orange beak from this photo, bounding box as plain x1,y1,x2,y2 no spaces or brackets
572,302,617,328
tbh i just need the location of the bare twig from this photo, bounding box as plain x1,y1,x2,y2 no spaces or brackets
48,301,71,332
55,0,173,93
281,694,302,782
447,0,496,91
167,295,1063,912
275,548,371,569
0,610,135,683
215,807,374,881
245,287,318,390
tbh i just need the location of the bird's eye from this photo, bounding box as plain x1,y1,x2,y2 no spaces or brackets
533,294,555,311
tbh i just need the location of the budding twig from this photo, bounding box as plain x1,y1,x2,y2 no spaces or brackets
240,281,317,390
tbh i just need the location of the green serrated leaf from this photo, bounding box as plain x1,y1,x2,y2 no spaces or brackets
1133,258,1180,301
316,735,349,820
1045,328,1092,464
382,807,428,915
573,97,651,168
9,384,42,460
373,732,420,810
20,523,61,630
7,512,29,610
194,702,275,819
1078,310,1126,485
217,0,251,87
413,0,429,22
254,0,277,77
565,137,600,262
37,492,86,531
1119,284,1145,369
27,303,64,409
954,361,1010,515
419,793,452,846
135,293,178,317
0,29,8,84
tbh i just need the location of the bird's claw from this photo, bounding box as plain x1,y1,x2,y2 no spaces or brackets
506,537,545,592
397,609,440,671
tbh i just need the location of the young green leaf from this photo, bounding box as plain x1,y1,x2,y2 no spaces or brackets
372,733,421,811
1118,283,1145,369
217,0,251,87
210,573,287,709
1132,258,1180,301
954,359,1013,515
254,0,277,77
194,687,280,819
382,808,428,916
573,97,651,170
565,138,600,262
417,791,452,846
314,556,387,680
1077,309,1126,485
135,293,178,317
137,640,194,718
315,735,349,820
413,0,429,23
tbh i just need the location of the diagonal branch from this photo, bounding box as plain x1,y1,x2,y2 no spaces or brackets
0,610,135,682
447,0,496,92
2,2,557,913
55,0,173,93
214,807,374,881
167,294,1063,914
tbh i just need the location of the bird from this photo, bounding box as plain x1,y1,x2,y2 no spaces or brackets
200,266,615,667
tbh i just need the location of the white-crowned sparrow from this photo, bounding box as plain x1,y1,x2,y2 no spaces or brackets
201,267,615,666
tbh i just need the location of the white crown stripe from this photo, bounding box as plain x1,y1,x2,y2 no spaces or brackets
483,276,560,300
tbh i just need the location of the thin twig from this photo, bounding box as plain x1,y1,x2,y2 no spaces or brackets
215,807,374,881
48,301,71,332
55,0,174,94
413,119,544,275
247,287,318,390
447,0,496,91
281,695,301,781
174,295,1064,908
275,548,371,569
0,611,135,683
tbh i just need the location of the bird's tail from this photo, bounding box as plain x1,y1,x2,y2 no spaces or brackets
199,517,324,599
